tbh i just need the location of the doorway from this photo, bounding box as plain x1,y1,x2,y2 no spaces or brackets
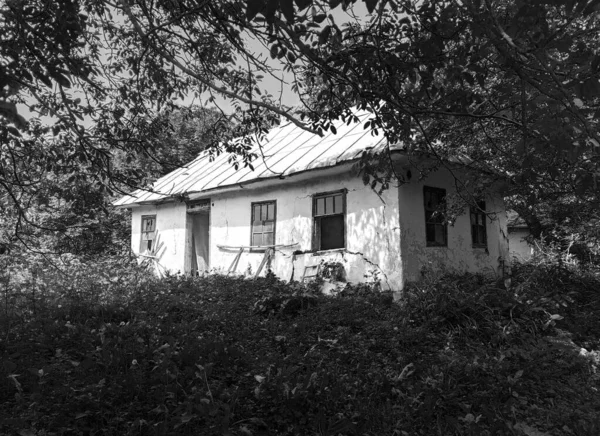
187,200,210,275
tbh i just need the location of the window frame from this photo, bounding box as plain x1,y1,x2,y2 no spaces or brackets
140,215,156,253
470,201,488,248
312,189,347,252
423,186,448,247
250,200,277,249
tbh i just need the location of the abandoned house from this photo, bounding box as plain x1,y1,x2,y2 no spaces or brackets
114,110,510,290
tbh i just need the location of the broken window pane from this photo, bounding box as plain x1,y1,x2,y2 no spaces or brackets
140,215,157,252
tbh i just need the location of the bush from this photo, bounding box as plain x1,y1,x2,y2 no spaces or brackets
1,252,599,436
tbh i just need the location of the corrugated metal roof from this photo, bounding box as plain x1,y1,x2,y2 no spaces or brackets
114,109,397,207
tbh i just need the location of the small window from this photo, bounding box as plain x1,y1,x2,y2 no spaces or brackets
141,215,156,252
471,201,487,247
251,201,276,247
424,186,447,247
313,191,345,251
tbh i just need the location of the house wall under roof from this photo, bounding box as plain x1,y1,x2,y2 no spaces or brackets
398,166,510,283
128,165,510,289
131,202,188,276
508,228,533,262
205,169,404,289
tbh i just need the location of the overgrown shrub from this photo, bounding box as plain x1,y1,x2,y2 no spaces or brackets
1,252,599,436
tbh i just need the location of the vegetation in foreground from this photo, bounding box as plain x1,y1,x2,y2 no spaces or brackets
1,256,599,436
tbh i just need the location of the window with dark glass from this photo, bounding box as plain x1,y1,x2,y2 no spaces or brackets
424,186,447,247
141,215,156,252
313,191,345,251
471,201,487,247
251,201,276,247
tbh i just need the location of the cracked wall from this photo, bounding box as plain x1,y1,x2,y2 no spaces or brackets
205,170,403,289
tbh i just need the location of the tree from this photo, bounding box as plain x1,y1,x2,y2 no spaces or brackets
1,0,599,248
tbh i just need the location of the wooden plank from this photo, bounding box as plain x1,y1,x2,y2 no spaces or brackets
217,243,298,250
254,248,274,278
227,247,243,274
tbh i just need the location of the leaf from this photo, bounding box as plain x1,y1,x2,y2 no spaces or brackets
0,101,27,128
246,0,265,20
313,13,327,23
254,375,265,383
81,357,94,371
51,71,71,88
3,360,16,372
33,70,53,88
365,0,379,14
319,25,332,45
294,0,312,11
280,0,295,23
180,413,195,423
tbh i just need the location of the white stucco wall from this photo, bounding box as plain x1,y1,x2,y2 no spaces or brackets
509,228,533,262
128,164,509,289
131,202,188,275
397,167,510,284
206,169,403,289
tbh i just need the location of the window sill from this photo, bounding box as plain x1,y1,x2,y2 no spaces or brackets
473,245,489,254
311,248,346,256
426,244,447,248
249,247,274,253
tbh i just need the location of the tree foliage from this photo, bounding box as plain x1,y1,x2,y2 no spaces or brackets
1,0,599,246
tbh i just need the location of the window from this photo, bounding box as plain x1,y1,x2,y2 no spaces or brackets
424,186,447,247
470,201,487,247
251,201,276,247
313,191,345,251
141,215,156,252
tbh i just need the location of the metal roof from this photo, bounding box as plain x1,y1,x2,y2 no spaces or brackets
114,109,397,207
